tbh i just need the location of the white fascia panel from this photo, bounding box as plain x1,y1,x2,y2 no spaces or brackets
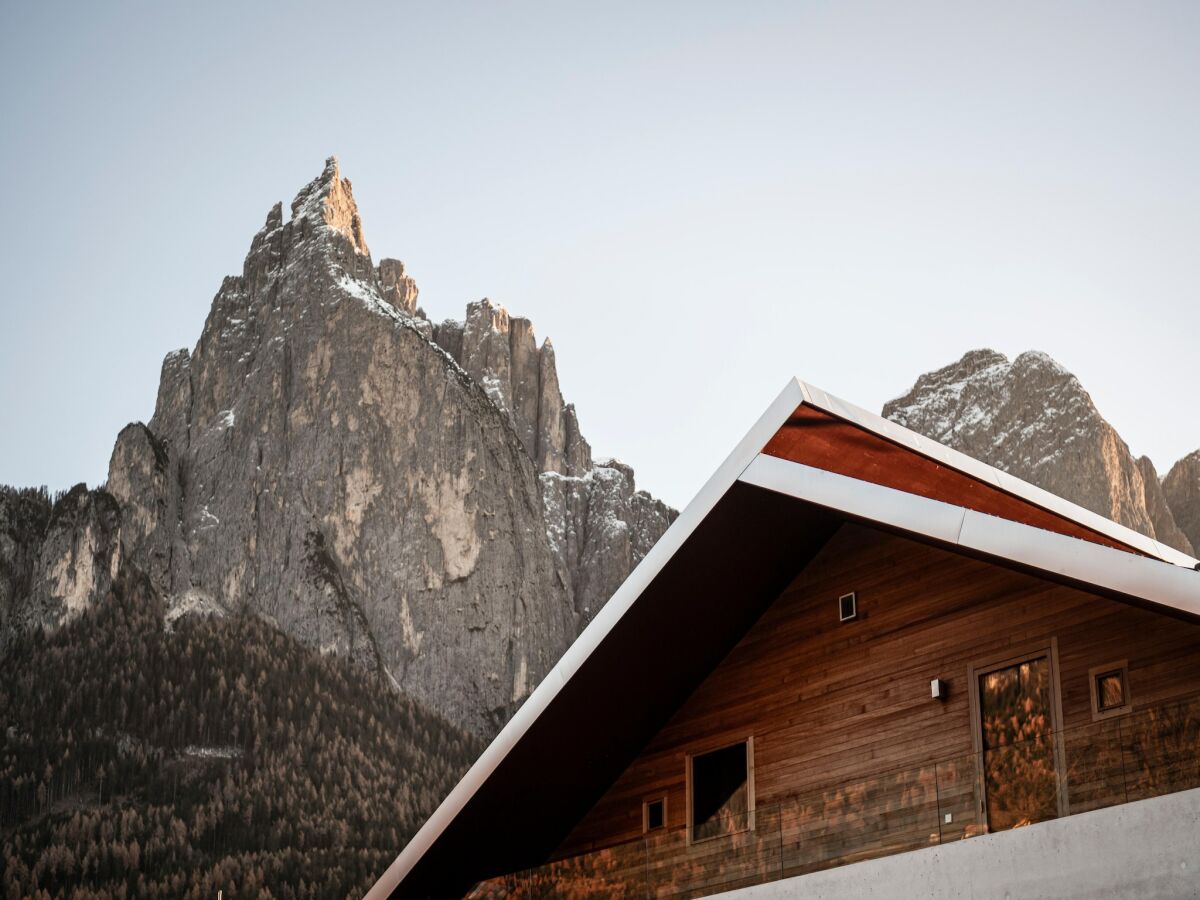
740,454,1200,619
957,509,1200,617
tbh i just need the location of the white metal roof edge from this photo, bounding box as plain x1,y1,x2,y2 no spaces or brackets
796,381,1199,569
365,379,807,899
740,454,1200,617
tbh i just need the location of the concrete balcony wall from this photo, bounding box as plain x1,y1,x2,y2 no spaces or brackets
717,786,1200,900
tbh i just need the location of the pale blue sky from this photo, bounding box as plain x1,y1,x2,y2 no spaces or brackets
2,1,1197,508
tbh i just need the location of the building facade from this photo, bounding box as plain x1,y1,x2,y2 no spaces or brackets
372,379,1200,899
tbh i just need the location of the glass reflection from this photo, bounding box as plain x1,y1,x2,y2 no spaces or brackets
979,656,1059,831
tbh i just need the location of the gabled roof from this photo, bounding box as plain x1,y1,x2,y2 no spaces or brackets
369,378,1200,899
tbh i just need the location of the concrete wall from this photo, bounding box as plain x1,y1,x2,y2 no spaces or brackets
717,787,1200,900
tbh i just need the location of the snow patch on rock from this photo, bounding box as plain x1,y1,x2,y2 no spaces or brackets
164,589,227,632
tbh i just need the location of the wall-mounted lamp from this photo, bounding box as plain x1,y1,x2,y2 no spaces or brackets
930,678,948,701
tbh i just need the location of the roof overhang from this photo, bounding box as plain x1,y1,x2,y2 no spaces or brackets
370,378,1200,899
742,453,1200,618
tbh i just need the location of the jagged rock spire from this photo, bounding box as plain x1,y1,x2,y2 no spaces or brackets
377,258,419,315
433,299,592,476
289,156,370,256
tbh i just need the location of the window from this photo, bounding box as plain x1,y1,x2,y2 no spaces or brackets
688,739,754,842
968,643,1066,833
642,797,665,832
839,592,857,622
1089,661,1131,720
1097,673,1124,709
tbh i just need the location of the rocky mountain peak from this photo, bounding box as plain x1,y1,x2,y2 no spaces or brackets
885,349,1195,556
0,157,676,736
886,348,1102,453
289,155,370,256
906,347,1009,390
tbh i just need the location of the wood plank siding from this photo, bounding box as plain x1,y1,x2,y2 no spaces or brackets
555,523,1200,859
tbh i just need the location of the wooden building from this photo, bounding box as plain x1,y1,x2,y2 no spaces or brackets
370,379,1200,899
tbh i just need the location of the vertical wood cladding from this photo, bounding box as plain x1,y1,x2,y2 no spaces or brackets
555,524,1200,857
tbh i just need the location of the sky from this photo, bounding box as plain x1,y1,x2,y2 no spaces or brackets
1,1,1198,510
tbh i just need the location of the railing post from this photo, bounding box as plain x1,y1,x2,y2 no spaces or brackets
776,801,785,883
933,758,944,844
1116,715,1130,807
641,831,647,900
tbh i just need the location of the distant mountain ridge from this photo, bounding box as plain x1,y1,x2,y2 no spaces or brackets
883,348,1198,557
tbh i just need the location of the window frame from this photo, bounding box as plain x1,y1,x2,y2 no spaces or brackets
839,591,858,622
685,735,755,845
641,795,667,834
967,638,1069,829
1089,660,1132,721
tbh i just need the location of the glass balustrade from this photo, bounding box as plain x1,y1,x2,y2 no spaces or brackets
469,694,1200,898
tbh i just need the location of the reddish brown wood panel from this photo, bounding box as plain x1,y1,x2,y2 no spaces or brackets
762,405,1139,554
555,525,1200,858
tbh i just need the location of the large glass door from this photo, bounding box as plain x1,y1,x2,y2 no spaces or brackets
976,652,1062,831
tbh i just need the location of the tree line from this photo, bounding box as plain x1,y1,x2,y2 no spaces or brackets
1,569,481,899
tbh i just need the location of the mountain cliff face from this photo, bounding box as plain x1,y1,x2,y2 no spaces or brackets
1,158,674,736
432,299,673,621
1164,453,1200,555
883,349,1197,557
0,485,122,653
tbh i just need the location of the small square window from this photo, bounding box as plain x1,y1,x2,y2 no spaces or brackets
643,797,665,832
839,592,857,622
1089,661,1131,720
